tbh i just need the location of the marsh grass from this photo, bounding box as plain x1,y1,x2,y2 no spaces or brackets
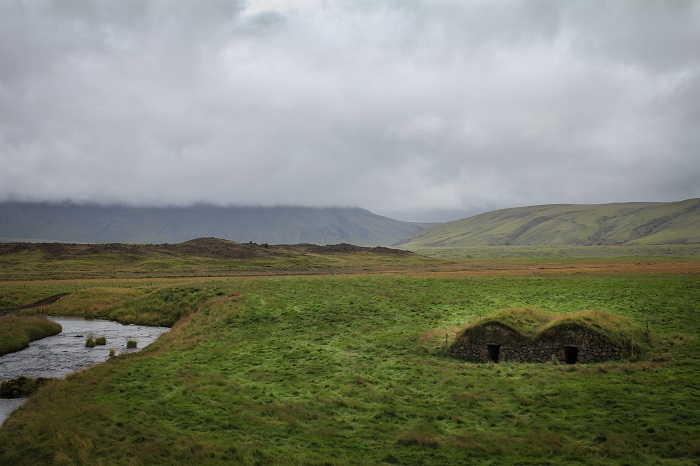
3,281,224,327
106,285,224,326
126,339,137,349
1,273,698,464
0,316,62,356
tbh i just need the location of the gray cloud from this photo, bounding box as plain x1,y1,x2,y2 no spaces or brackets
1,0,698,222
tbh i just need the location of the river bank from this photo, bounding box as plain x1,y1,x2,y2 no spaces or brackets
0,317,168,425
0,316,62,356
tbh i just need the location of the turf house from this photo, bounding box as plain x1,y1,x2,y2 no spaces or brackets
449,308,636,364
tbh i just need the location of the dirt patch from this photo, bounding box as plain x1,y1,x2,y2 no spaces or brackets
0,293,70,315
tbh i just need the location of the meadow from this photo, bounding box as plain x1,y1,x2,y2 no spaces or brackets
0,244,698,464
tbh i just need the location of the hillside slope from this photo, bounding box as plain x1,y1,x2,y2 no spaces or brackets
0,202,430,246
400,199,700,248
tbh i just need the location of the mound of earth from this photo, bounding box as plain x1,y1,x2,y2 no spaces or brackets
0,238,417,261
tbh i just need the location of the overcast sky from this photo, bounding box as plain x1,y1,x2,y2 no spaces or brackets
1,0,699,222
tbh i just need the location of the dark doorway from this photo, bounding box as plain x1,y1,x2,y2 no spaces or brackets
487,344,501,363
564,346,578,364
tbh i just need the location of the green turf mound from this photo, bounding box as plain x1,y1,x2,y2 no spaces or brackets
451,308,647,363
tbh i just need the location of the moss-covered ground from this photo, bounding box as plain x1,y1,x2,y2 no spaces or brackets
0,266,697,464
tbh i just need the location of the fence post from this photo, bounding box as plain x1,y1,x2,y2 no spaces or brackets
630,336,634,358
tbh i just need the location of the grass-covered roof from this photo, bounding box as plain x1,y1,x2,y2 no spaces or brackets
457,307,647,350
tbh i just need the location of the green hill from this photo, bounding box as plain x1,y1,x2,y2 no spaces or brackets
0,202,431,247
400,199,700,248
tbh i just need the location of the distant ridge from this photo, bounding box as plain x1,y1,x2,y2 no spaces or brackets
399,199,700,248
0,238,418,261
0,202,431,246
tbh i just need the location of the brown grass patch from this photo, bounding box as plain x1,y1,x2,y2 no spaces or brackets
397,431,443,449
411,260,700,278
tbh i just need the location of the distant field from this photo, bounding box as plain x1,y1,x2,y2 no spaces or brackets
0,240,437,281
407,244,700,260
0,243,698,464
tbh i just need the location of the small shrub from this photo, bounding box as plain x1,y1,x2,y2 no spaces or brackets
85,334,96,348
95,336,107,345
126,339,137,349
0,376,51,398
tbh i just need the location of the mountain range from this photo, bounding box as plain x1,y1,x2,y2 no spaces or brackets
1,199,698,247
0,202,430,246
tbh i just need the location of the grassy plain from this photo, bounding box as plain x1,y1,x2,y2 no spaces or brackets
0,243,698,464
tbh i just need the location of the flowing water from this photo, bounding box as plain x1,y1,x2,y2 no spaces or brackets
0,317,169,425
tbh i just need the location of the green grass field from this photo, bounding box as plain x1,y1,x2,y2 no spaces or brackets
0,246,699,464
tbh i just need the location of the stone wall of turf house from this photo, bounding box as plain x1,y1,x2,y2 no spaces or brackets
450,322,625,364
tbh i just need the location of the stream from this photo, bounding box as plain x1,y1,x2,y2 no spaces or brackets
0,317,169,425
